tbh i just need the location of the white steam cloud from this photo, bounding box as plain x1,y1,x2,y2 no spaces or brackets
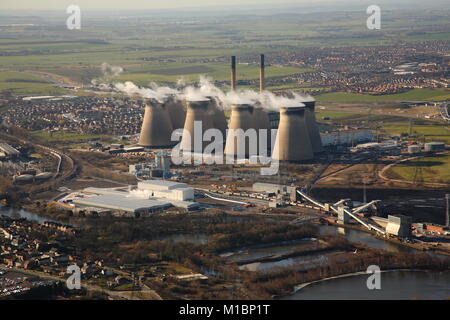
101,63,124,77
93,70,314,109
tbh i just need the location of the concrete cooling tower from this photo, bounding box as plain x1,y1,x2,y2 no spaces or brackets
272,106,314,161
180,99,214,153
207,97,227,139
165,97,186,131
253,107,271,155
224,104,270,158
303,100,324,153
138,100,175,148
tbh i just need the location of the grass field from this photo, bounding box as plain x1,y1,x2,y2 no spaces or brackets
111,63,312,85
382,123,450,143
315,89,450,103
0,71,69,95
389,153,450,184
31,131,111,143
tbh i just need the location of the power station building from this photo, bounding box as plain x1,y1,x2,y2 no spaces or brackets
135,54,327,163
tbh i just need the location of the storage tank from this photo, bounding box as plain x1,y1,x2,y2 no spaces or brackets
180,98,214,153
303,100,323,153
272,106,314,161
138,100,175,147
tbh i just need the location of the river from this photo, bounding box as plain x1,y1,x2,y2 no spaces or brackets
281,270,450,300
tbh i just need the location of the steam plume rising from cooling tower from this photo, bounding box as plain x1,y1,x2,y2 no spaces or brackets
114,81,179,103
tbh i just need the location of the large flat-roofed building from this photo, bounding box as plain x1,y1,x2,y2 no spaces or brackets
137,180,194,201
70,179,198,216
73,194,172,215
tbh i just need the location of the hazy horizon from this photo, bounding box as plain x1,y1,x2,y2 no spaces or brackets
1,0,449,11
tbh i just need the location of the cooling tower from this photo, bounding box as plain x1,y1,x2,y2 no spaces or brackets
207,97,227,139
253,107,271,155
225,104,255,158
138,100,175,148
303,100,324,153
272,106,314,161
180,99,214,153
225,104,268,159
165,97,186,130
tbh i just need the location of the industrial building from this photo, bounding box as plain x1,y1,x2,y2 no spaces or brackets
386,215,412,238
252,182,299,201
321,129,374,147
424,142,445,152
73,195,172,216
137,180,194,201
70,179,198,216
129,151,171,178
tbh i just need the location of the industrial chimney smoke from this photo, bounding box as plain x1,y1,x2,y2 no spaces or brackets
303,100,324,153
138,100,175,147
272,106,314,161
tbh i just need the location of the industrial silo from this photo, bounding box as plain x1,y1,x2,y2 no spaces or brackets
138,100,175,147
303,100,323,153
272,106,314,161
180,98,214,153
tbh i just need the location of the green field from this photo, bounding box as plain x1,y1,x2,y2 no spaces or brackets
382,123,450,143
0,71,68,95
315,89,450,103
112,63,312,85
389,153,450,184
30,131,111,143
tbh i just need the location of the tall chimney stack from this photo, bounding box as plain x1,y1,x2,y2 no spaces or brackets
231,56,237,91
260,54,265,93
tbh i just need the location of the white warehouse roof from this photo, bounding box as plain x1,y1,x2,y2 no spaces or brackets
138,180,188,191
73,194,171,213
